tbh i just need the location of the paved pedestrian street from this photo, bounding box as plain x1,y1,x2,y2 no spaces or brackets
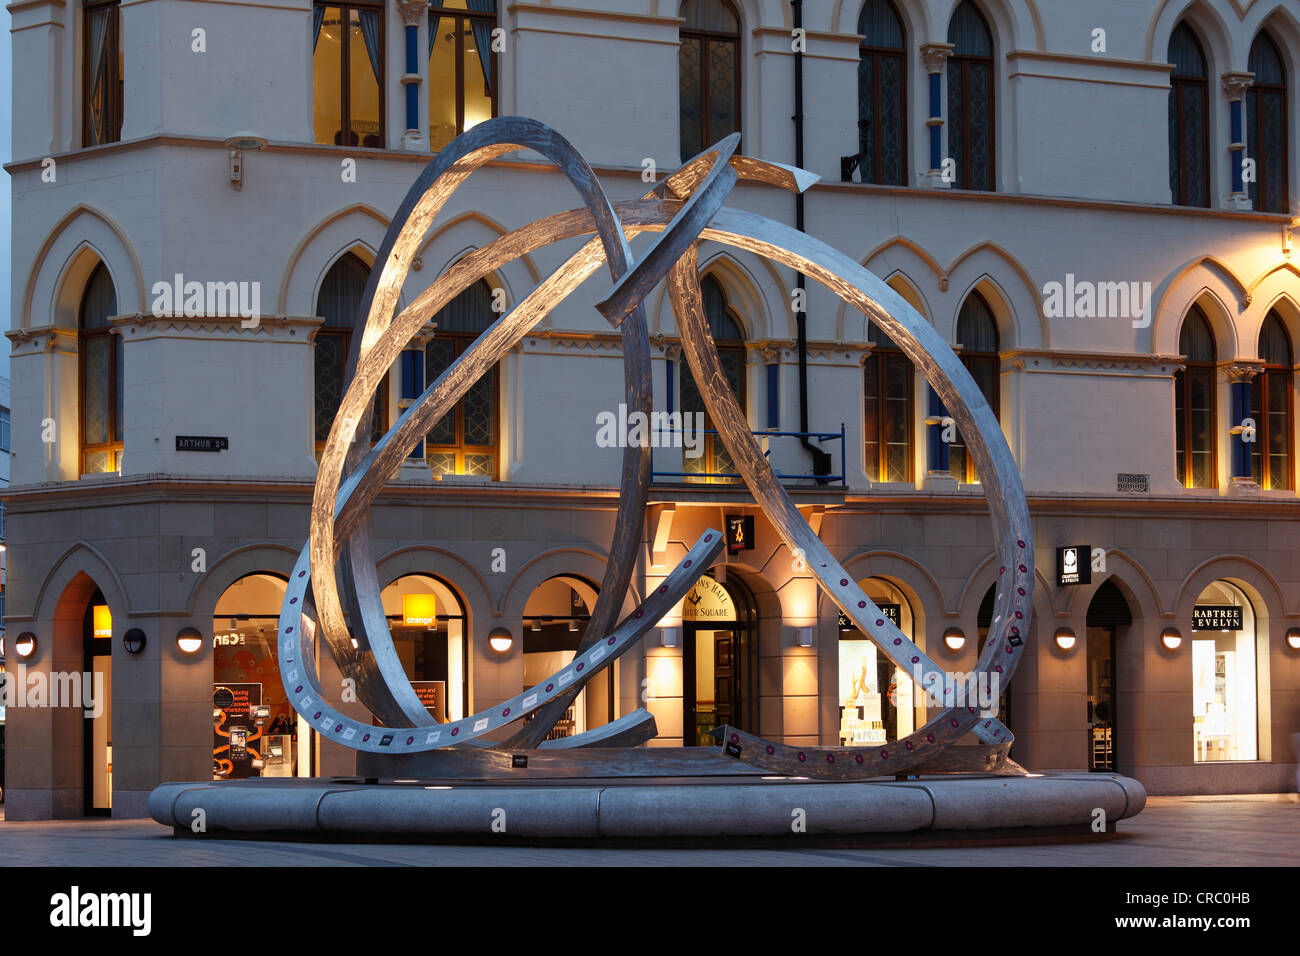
0,794,1295,867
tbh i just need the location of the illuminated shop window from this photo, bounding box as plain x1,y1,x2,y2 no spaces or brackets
380,574,468,723
837,579,919,745
428,1,498,152
855,0,907,186
1191,581,1260,762
946,0,994,191
521,575,604,740
313,2,385,147
679,0,740,162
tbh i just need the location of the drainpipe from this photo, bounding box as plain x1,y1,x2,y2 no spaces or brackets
792,0,831,479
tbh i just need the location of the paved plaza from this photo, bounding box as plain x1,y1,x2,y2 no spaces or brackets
0,794,1295,866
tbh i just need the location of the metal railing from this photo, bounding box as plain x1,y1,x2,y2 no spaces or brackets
650,423,846,487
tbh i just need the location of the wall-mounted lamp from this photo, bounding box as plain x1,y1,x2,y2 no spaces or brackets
1284,223,1294,257
1053,627,1077,652
123,628,147,655
1160,626,1183,651
176,626,204,655
1285,627,1300,651
942,627,966,652
659,626,679,648
488,627,514,656
14,631,37,660
530,618,541,632
224,131,268,190
795,626,814,648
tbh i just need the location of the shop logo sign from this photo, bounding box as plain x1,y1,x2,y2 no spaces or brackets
1056,545,1092,586
838,603,900,629
726,514,754,554
1192,605,1242,631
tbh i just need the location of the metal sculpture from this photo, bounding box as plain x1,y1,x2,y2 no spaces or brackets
278,117,1033,778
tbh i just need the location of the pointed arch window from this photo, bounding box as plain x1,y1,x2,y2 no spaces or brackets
1168,23,1210,207
83,0,123,146
855,0,907,186
424,280,499,478
1246,32,1288,214
864,321,913,482
314,252,388,456
946,1,994,191
1251,310,1292,489
948,292,999,484
680,275,746,483
1175,304,1217,488
428,1,498,153
679,0,740,162
80,262,123,474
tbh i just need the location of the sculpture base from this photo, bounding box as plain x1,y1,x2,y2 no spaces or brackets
147,770,1146,845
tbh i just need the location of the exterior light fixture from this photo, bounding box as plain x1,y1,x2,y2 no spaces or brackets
223,131,268,190
14,632,37,660
659,626,679,648
488,627,513,655
1284,223,1294,257
176,626,204,655
123,628,147,655
795,626,814,647
530,618,541,632
568,618,579,632
1161,626,1182,651
942,627,966,652
1285,627,1300,651
1054,627,1077,652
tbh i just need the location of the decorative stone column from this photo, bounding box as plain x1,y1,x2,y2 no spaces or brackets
1221,72,1254,210
1225,361,1262,493
920,42,954,189
760,344,781,429
398,0,430,151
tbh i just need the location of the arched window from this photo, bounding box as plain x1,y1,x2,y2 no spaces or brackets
1246,32,1288,213
83,0,123,146
1251,310,1292,489
946,1,994,191
948,292,999,483
1168,23,1209,207
679,0,740,162
314,252,387,456
429,1,498,152
855,0,907,185
680,275,745,482
864,321,912,482
313,1,385,147
424,279,499,478
1175,304,1216,488
79,262,122,474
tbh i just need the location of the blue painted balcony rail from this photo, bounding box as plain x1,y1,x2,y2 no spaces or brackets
650,424,846,487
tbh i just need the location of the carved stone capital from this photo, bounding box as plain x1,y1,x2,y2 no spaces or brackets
1222,361,1263,383
396,0,429,28
920,42,954,74
1221,71,1254,100
760,345,781,364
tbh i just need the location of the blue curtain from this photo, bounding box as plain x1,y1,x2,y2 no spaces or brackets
358,9,382,82
467,0,495,95
429,14,440,58
313,4,325,49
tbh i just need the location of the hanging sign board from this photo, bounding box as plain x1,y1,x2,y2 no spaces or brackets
726,515,754,554
1056,545,1092,586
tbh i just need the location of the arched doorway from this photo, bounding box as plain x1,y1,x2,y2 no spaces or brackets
1086,579,1132,772
682,570,758,745
837,577,919,745
521,575,606,740
212,573,303,780
378,574,468,723
83,588,113,815
1191,581,1260,762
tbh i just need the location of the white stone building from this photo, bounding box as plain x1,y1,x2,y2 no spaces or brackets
4,0,1299,818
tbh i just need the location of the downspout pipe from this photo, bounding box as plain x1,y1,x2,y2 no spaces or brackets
792,0,831,479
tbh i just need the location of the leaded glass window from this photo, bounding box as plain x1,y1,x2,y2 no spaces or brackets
948,292,999,483
424,280,499,479
864,320,913,481
1246,32,1288,213
1251,311,1292,489
946,1,994,191
679,0,740,162
1168,23,1209,207
1175,304,1217,488
680,276,745,482
856,0,907,185
79,262,122,474
314,252,387,454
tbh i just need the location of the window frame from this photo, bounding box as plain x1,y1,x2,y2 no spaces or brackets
946,2,995,192
678,0,742,162
428,3,499,151
423,330,501,480
313,252,389,456
78,263,123,475
863,331,914,483
314,0,387,149
1250,313,1293,490
1245,32,1288,214
1174,306,1218,489
856,1,908,186
949,291,1000,484
82,0,124,148
1168,24,1211,208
